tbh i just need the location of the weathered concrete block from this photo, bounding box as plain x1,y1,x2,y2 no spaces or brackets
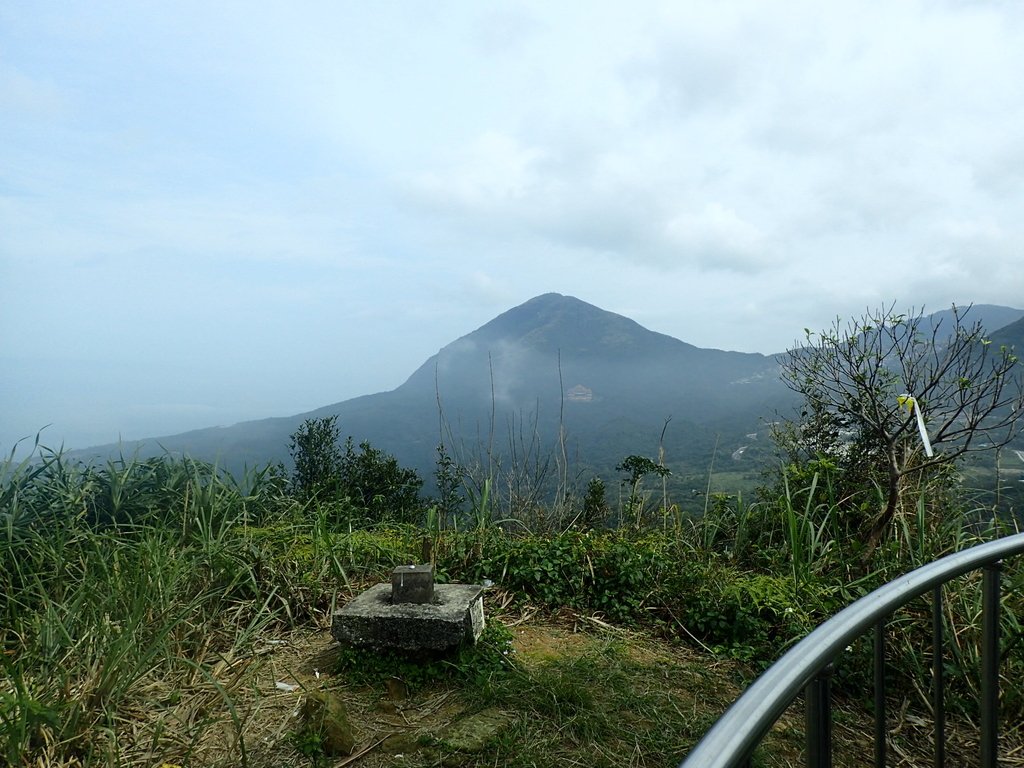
332,583,485,652
391,563,434,604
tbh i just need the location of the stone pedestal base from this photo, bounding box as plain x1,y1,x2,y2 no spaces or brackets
331,584,485,652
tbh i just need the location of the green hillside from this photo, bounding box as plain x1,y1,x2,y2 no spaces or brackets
67,294,797,500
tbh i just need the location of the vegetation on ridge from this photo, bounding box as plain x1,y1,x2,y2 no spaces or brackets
2,304,1024,766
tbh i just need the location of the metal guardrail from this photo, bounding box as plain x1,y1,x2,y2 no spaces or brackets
679,532,1024,768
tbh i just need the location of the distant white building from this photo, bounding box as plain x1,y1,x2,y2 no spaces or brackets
567,384,593,402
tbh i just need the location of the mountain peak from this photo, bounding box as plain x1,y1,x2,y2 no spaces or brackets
65,292,791,486
467,293,691,357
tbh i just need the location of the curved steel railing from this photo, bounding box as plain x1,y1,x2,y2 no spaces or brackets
679,532,1024,768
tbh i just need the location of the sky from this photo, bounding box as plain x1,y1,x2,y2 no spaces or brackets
3,1,1024,455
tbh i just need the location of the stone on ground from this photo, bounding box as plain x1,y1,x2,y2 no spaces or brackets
300,690,356,756
436,708,514,753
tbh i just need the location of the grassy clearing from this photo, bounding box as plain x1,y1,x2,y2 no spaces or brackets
88,612,1011,768
107,612,809,768
3,446,1024,765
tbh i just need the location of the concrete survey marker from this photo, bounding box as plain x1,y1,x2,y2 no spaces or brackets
391,563,434,604
332,564,485,652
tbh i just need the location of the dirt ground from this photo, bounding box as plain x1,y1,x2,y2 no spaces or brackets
134,608,1024,768
148,609,743,767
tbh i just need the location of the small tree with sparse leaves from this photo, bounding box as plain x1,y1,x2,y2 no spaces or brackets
779,303,1023,551
616,455,671,526
581,476,609,529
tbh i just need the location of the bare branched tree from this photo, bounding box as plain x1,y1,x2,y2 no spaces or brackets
780,303,1023,547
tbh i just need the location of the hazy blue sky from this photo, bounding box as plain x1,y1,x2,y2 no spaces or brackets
3,1,1024,454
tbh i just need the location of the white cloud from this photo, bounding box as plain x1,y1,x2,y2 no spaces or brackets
663,203,771,271
396,1,1023,287
414,132,549,212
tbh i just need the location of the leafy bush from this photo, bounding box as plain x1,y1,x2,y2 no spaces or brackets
288,417,426,524
440,530,817,663
666,564,821,664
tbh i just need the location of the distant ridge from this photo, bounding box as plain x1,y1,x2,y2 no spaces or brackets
65,295,1024,493
990,315,1024,351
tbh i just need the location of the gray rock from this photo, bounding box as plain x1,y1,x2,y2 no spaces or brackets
300,690,356,756
437,708,514,753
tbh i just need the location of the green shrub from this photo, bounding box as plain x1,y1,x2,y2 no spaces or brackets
657,561,820,665
334,621,516,692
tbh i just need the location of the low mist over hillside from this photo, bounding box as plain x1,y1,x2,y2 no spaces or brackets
65,294,793,486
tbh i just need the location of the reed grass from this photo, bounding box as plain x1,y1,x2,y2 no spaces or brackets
2,441,1022,765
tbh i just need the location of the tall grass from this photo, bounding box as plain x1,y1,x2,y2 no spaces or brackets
0,447,315,764
684,456,1024,719
2,440,1022,764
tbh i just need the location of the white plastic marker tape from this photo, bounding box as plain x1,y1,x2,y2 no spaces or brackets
897,394,934,457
